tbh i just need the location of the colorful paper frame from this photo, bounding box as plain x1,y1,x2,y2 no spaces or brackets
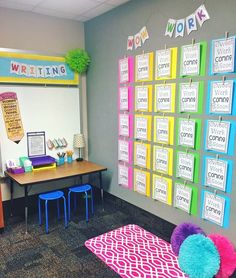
118,86,133,112
134,142,151,169
206,80,236,115
118,114,133,138
176,118,201,150
178,81,204,114
180,41,207,77
202,156,233,193
134,115,152,141
135,52,154,82
152,175,172,205
175,150,200,183
154,83,176,113
0,52,79,85
154,116,174,145
174,182,198,216
118,163,133,190
134,85,152,112
153,146,173,176
118,56,134,84
133,168,150,197
209,36,236,75
118,139,133,164
201,190,230,228
155,47,178,80
204,120,236,156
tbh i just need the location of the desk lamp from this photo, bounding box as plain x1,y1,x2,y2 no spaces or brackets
73,134,85,161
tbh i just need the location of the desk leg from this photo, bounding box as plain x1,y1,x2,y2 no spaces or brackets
99,172,104,211
10,179,14,217
24,186,28,234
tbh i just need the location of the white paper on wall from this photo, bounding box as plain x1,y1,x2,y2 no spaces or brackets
136,54,150,80
177,152,194,181
118,164,129,187
174,183,192,213
119,87,129,111
155,49,171,78
136,86,148,111
153,176,168,203
179,119,196,148
154,147,168,173
156,117,169,143
179,82,199,112
118,140,129,163
181,43,200,76
135,171,147,194
135,117,148,140
119,58,129,83
135,143,147,168
155,85,172,112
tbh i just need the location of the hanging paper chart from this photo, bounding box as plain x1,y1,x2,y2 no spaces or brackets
119,114,132,137
153,175,172,205
134,115,152,141
134,142,151,169
153,146,173,176
118,164,132,190
176,151,195,182
134,85,152,112
210,36,236,74
118,56,134,83
201,190,230,227
118,139,132,164
207,80,235,115
155,83,176,113
135,52,154,82
134,169,150,196
118,86,133,112
154,116,174,145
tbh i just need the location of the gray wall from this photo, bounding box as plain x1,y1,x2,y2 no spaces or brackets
85,0,236,244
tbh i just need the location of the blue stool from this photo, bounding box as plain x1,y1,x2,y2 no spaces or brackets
38,190,68,234
68,184,94,222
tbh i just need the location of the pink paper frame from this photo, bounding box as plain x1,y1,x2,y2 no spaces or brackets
118,56,134,84
118,163,133,190
118,86,133,112
118,113,133,138
118,139,133,164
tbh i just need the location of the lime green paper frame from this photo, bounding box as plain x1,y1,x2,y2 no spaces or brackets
135,52,154,82
153,145,173,176
180,41,207,77
178,81,204,114
176,118,202,150
154,116,175,145
134,142,151,169
134,85,153,112
174,182,198,215
154,83,176,113
175,150,200,183
153,174,172,205
155,47,178,80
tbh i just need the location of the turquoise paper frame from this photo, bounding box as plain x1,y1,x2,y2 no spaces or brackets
206,79,236,115
204,120,236,156
202,156,233,193
209,36,236,76
176,118,201,150
175,150,200,183
180,41,207,77
201,190,231,228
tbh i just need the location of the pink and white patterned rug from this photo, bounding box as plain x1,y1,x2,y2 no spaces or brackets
85,224,187,278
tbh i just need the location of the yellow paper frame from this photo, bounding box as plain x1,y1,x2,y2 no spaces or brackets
134,168,151,197
134,85,153,112
153,145,173,176
152,174,172,205
154,83,176,113
134,115,152,141
155,47,178,80
135,52,154,82
134,142,151,169
154,116,175,145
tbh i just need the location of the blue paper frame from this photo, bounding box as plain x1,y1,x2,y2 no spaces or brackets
209,36,236,76
204,120,236,156
201,190,231,228
202,156,233,193
206,80,236,115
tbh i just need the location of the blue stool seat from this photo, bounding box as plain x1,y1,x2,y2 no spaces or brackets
68,184,94,222
38,190,68,234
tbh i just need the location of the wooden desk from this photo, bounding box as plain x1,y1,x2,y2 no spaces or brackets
5,160,107,233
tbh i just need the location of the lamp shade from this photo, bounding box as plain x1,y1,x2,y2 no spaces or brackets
73,134,85,148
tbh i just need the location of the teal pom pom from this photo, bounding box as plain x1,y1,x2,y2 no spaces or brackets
65,48,90,74
178,234,220,278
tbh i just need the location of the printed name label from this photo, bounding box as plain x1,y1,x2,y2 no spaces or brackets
177,152,194,181
156,49,171,78
155,85,172,111
179,119,196,148
181,44,200,76
180,82,199,112
153,177,168,203
174,183,192,213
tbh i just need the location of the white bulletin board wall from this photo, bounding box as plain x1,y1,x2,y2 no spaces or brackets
0,85,80,200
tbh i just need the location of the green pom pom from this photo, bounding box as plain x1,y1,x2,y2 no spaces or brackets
65,49,90,74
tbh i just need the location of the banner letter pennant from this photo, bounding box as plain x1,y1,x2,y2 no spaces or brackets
140,26,149,44
175,18,185,38
134,32,142,49
195,4,210,27
127,36,134,51
186,13,197,35
165,19,176,37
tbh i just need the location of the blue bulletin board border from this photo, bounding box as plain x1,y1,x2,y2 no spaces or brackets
0,52,79,85
209,36,236,76
202,156,233,193
206,79,236,115
204,120,236,156
201,190,231,228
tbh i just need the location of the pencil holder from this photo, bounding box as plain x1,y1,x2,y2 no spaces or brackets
67,156,73,164
58,157,65,165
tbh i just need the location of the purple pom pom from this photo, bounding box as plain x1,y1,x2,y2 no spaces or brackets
171,222,206,255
